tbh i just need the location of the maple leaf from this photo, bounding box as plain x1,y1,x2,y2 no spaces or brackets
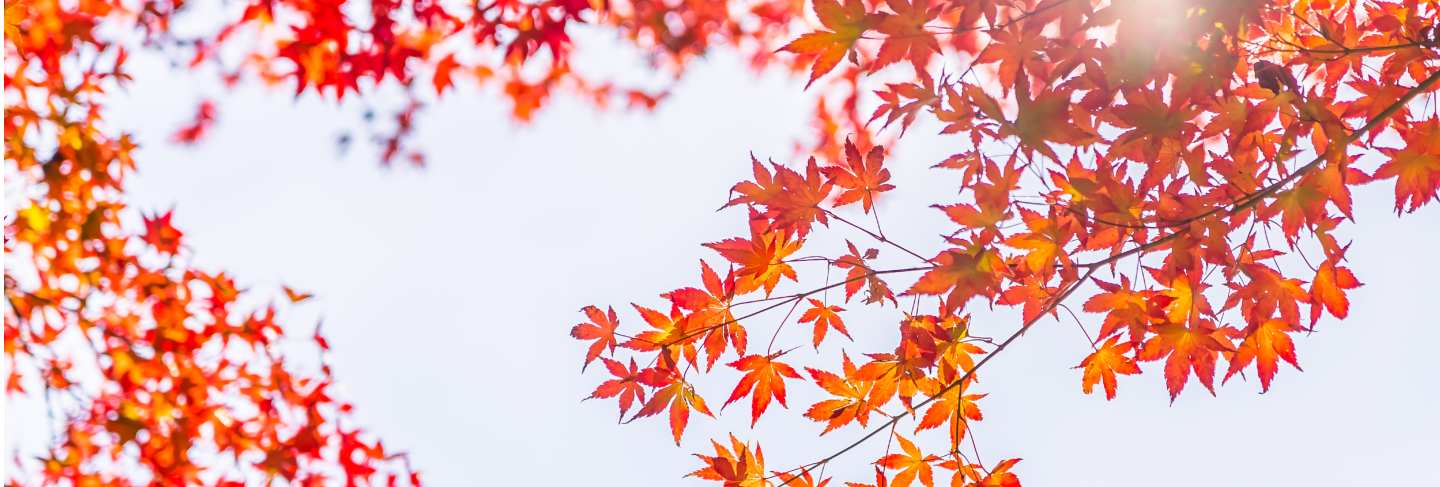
778,158,835,234
1222,249,1310,328
625,303,699,368
1138,321,1233,401
724,353,802,425
875,434,937,487
1106,88,1199,187
799,298,850,348
725,158,832,237
571,305,620,371
727,156,785,209
803,353,875,434
936,87,979,135
781,0,880,87
835,242,895,305
1005,79,1095,161
1156,274,1212,325
587,358,646,417
705,210,802,296
170,100,217,145
688,435,768,487
869,71,938,135
665,261,747,370
1343,78,1410,140
872,0,939,71
914,380,983,449
929,314,984,376
1223,319,1302,392
1373,120,1440,213
634,367,714,445
932,157,1019,244
432,53,460,94
823,140,895,213
976,458,1022,487
142,210,184,255
995,278,1056,325
1075,336,1141,400
1081,277,1150,342
1308,256,1362,325
904,246,1006,313
974,24,1046,92
1003,208,1071,276
939,456,1021,487
282,286,315,303
1266,175,1332,242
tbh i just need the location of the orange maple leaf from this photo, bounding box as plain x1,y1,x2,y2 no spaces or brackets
1373,120,1440,213
781,0,880,87
727,155,786,210
803,353,876,434
835,241,895,305
799,298,850,349
875,434,937,487
977,458,1022,487
724,353,802,425
904,245,1006,312
625,303,699,368
1075,336,1141,400
664,260,747,370
705,210,802,296
723,156,833,237
1223,319,1302,392
1004,77,1096,160
974,23,1046,92
1081,277,1150,343
1137,321,1233,401
587,357,646,417
571,305,620,371
1003,207,1071,276
823,139,895,213
1308,255,1362,325
634,367,714,445
872,0,939,71
995,277,1056,325
687,435,768,486
914,380,983,449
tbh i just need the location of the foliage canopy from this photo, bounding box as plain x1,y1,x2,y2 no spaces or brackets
5,0,1439,484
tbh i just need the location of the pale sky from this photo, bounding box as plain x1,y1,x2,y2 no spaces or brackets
12,32,1439,486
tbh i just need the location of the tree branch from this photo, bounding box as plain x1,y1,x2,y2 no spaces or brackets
772,63,1440,487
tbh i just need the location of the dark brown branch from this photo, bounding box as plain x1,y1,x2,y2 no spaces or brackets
827,210,935,264
649,265,933,348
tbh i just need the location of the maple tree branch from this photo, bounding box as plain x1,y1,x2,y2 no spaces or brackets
655,266,933,347
826,210,934,264
1229,67,1440,211
1074,66,1440,268
1252,39,1429,56
774,265,1099,485
764,295,808,354
769,69,1438,478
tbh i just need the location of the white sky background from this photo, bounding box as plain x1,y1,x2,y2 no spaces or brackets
10,28,1439,486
